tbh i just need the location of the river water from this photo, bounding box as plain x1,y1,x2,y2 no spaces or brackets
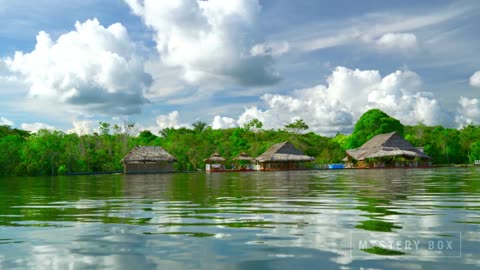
0,168,479,269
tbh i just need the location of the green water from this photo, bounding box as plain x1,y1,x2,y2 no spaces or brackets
0,168,479,269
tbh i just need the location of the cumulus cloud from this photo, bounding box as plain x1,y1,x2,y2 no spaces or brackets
212,67,454,135
0,116,14,126
212,115,236,129
456,97,480,126
67,120,97,135
0,60,19,85
155,111,190,130
5,19,152,115
470,71,480,87
21,122,55,132
124,0,280,86
375,32,418,52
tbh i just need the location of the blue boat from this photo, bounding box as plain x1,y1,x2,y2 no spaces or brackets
328,164,344,169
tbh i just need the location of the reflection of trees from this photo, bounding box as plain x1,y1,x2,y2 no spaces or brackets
348,170,413,233
0,176,124,226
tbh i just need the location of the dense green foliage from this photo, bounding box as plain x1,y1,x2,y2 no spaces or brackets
346,109,404,149
0,120,343,176
0,109,480,176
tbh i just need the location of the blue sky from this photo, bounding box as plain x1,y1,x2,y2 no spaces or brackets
0,0,479,135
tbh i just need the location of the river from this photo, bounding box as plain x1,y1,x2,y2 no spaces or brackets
0,168,479,269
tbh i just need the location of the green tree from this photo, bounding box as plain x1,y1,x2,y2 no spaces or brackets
284,119,309,135
98,122,110,135
243,118,263,132
192,121,208,133
137,130,157,145
468,141,480,164
0,135,24,175
347,109,404,149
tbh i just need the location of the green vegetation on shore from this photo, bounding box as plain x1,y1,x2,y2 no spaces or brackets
1,109,480,176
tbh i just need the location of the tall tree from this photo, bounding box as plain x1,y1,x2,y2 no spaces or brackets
192,121,208,133
347,109,404,149
284,119,309,135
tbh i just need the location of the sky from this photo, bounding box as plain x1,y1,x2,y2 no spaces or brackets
1,0,480,136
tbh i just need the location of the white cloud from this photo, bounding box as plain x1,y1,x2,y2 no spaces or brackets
250,41,289,56
456,97,480,126
5,19,151,115
281,7,460,53
0,59,19,85
124,0,279,87
141,110,191,135
470,71,480,87
21,122,55,132
375,33,418,51
154,111,190,131
213,67,456,135
0,116,14,126
212,115,236,129
67,120,96,135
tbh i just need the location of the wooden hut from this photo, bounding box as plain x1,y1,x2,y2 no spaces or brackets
204,152,226,172
233,152,255,170
344,132,430,168
122,146,177,174
255,141,314,171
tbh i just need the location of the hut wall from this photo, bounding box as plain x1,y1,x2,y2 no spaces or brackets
206,164,225,172
257,161,306,171
350,157,431,168
124,161,174,174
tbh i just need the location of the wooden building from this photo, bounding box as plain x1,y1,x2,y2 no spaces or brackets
255,141,314,171
344,132,430,168
204,152,226,172
122,146,177,174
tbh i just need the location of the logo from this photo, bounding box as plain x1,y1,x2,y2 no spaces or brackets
350,232,462,258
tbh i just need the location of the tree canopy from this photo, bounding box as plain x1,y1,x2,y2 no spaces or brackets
284,119,309,134
0,109,479,176
346,109,404,149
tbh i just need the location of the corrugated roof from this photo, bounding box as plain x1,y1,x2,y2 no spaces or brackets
122,146,177,163
346,132,430,160
256,141,315,162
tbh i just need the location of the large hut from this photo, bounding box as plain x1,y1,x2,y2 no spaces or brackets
122,146,177,174
204,152,226,172
344,132,430,168
255,141,314,171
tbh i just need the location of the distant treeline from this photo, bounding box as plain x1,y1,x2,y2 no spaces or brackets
1,109,480,176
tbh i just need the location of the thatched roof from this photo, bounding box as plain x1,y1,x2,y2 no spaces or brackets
122,146,177,163
256,141,314,162
346,132,429,160
233,152,254,161
204,152,226,163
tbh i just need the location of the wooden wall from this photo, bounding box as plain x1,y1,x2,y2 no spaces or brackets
124,162,174,174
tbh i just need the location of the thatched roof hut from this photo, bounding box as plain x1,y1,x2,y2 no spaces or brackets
233,152,254,161
256,141,314,162
121,146,177,174
346,132,429,161
203,152,226,163
122,146,177,163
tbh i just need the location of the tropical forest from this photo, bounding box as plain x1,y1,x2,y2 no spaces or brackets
1,109,480,176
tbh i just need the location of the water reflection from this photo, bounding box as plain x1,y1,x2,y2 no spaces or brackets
0,168,479,269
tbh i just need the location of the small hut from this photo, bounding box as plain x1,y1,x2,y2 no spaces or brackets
204,152,226,172
344,132,430,168
122,146,177,174
233,152,255,170
255,141,314,171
